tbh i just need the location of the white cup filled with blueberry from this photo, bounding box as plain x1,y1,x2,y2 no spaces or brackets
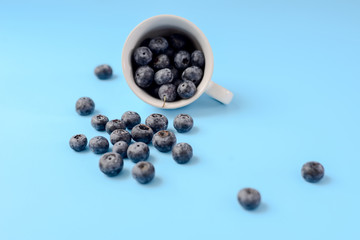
122,15,233,109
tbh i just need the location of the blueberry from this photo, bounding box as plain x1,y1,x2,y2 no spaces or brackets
69,134,87,152
172,78,184,87
154,68,173,85
121,111,141,130
131,124,154,144
91,114,109,131
147,83,161,99
237,188,261,210
177,80,196,99
105,119,126,134
132,161,155,184
172,143,193,164
152,130,177,152
145,113,168,133
169,34,187,49
135,66,154,88
112,141,129,159
89,136,109,154
94,64,113,80
99,152,123,177
173,114,194,133
182,66,203,86
191,50,205,68
174,51,191,70
301,161,325,183
127,142,150,163
169,66,180,79
133,46,153,66
164,47,175,58
75,97,95,116
110,129,132,145
152,54,170,69
148,37,168,54
140,38,151,47
158,84,177,102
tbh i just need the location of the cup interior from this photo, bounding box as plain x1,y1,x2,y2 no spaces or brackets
122,15,214,109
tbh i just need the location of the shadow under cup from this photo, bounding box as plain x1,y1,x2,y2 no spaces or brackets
122,15,214,109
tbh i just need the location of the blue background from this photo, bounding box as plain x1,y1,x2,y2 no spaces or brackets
1,0,359,239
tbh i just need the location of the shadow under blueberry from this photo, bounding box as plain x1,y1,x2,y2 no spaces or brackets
77,148,91,154
185,155,199,166
143,176,162,187
113,168,130,180
251,202,268,214
147,155,156,163
314,175,331,185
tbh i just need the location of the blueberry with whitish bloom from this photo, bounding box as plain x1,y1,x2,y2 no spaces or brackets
127,142,150,163
132,161,155,184
135,66,154,88
110,129,132,145
174,50,191,70
148,37,168,54
99,152,123,177
69,134,87,152
94,64,113,80
169,33,187,49
145,114,168,133
133,46,153,66
154,68,173,85
89,136,109,154
105,119,126,134
191,50,205,68
121,111,141,130
172,143,193,164
152,130,177,153
301,161,325,183
112,141,129,159
158,83,177,102
91,114,109,131
173,114,194,133
152,54,170,69
75,97,95,116
177,80,196,99
131,124,154,144
237,188,261,210
182,66,203,86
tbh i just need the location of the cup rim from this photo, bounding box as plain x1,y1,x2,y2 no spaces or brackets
122,14,214,109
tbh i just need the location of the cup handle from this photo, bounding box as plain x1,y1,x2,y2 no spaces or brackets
205,81,233,104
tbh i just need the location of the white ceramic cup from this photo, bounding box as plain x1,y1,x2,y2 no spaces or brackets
122,14,233,109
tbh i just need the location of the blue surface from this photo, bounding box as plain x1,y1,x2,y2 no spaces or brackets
1,1,360,239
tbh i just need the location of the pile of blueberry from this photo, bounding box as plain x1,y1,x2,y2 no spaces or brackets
71,64,327,211
70,96,194,184
132,34,205,104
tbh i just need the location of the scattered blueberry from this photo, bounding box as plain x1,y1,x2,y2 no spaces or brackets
145,114,168,133
182,66,203,86
177,80,196,99
99,152,123,177
105,119,126,134
75,97,95,116
169,34,187,49
132,161,155,184
91,114,109,131
191,50,205,68
69,134,87,152
237,188,261,210
148,37,168,54
172,143,193,164
131,124,154,144
89,136,109,154
121,111,141,130
112,141,129,159
154,68,173,85
127,142,150,163
152,54,170,69
133,46,153,66
158,83,177,102
152,130,177,153
174,51,191,69
94,64,113,80
301,161,325,183
173,114,194,133
135,66,154,88
110,129,132,145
